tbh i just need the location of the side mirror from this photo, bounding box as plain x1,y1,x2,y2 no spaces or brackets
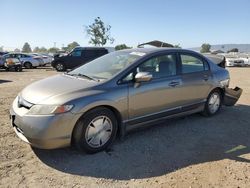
135,72,153,82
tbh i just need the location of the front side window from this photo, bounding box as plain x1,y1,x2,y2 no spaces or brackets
137,54,177,78
71,50,81,57
181,54,205,73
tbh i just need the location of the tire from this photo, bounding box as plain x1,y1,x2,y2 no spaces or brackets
15,65,22,72
24,62,32,69
202,89,222,116
55,62,65,71
72,107,118,153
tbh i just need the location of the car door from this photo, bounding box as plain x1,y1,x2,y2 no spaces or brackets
127,53,183,121
67,49,82,68
178,53,213,106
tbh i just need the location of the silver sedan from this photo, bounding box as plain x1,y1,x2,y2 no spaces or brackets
10,48,242,153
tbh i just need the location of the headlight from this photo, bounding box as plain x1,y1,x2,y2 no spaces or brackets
27,104,74,115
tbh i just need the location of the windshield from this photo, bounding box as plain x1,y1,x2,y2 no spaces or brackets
68,51,145,80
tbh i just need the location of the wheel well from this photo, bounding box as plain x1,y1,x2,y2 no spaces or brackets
211,87,225,100
24,61,31,65
71,105,123,145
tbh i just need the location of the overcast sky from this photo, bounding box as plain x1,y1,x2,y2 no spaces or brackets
0,0,250,50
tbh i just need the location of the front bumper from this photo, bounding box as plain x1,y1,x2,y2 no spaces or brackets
223,87,243,106
10,97,79,149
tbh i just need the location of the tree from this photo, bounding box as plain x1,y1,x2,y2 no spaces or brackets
39,47,47,53
65,41,80,52
33,47,47,53
0,46,3,51
200,43,211,53
115,44,131,51
14,48,21,52
48,47,60,54
227,48,239,53
85,17,114,46
33,47,40,53
173,44,181,48
22,42,32,53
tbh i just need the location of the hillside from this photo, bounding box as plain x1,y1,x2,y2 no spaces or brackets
190,44,250,53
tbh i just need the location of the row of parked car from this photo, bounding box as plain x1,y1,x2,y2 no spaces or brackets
0,52,54,71
0,47,113,72
225,55,250,67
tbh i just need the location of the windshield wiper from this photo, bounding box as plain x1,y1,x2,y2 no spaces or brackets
65,73,99,82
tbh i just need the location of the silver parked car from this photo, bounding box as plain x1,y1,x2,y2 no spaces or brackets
5,53,42,68
31,53,54,66
10,48,242,153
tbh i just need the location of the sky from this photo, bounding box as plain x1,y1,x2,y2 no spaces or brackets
0,0,250,50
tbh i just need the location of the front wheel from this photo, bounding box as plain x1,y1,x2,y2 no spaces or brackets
55,62,65,71
72,107,118,153
15,65,22,72
202,89,222,116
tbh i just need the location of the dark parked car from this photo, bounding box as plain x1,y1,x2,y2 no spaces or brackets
0,51,9,57
51,47,109,71
10,48,242,153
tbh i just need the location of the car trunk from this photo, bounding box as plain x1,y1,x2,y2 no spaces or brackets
204,54,243,106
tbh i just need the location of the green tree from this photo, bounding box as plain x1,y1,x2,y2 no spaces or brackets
22,42,32,53
48,47,60,54
115,44,131,51
85,17,114,46
200,43,211,53
0,46,3,51
173,44,181,48
33,47,40,53
66,41,80,51
14,48,21,52
33,46,47,53
227,48,239,53
39,47,47,53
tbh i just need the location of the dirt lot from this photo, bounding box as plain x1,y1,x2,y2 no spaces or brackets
0,67,250,188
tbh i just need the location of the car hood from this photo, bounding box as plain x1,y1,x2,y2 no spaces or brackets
20,74,99,104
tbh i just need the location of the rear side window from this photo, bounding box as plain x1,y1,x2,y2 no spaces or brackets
180,54,205,73
97,50,108,56
84,50,97,58
84,49,107,58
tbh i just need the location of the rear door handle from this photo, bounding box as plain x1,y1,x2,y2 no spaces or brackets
169,81,180,87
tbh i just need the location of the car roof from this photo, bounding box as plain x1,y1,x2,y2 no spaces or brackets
119,47,200,55
73,47,108,50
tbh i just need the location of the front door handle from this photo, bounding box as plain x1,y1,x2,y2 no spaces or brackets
169,81,180,87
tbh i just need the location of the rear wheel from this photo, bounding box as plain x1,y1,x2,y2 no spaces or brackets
55,62,65,71
24,62,32,69
72,107,118,153
202,89,222,116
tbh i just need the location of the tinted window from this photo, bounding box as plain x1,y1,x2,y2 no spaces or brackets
137,54,177,78
84,50,97,58
71,50,81,57
181,54,204,73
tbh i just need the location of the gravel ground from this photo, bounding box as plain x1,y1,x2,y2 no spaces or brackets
0,67,250,188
